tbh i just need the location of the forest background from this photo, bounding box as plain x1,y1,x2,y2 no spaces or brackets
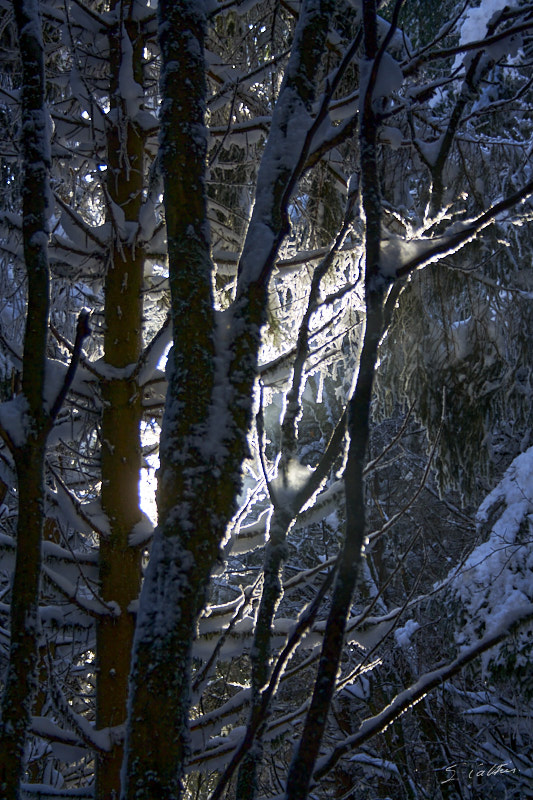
0,1,533,799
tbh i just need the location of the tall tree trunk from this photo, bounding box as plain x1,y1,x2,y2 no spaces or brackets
0,2,51,796
122,3,216,797
124,2,335,797
284,3,389,797
95,6,144,798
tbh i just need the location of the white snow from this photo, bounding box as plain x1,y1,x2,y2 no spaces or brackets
359,53,403,109
343,674,370,700
137,197,158,243
0,394,29,447
118,25,144,117
129,512,155,546
225,508,270,556
454,0,520,71
449,317,475,362
315,602,533,780
394,619,420,649
43,357,97,411
380,233,436,279
458,0,517,47
329,92,358,122
190,688,250,748
270,458,313,506
50,740,87,764
451,446,533,673
59,209,109,250
131,0,157,21
42,564,118,618
48,482,110,537
199,596,244,634
89,358,136,381
379,125,403,150
414,136,443,168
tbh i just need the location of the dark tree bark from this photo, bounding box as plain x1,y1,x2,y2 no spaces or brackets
0,2,51,796
236,193,354,800
95,5,145,798
122,3,217,797
123,2,337,797
284,3,391,797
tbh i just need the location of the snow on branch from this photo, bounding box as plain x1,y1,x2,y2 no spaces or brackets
42,564,118,619
0,531,98,579
392,177,533,281
235,1,336,293
47,470,110,538
0,394,29,451
55,195,110,250
44,675,119,753
313,602,533,784
449,445,533,675
190,688,251,750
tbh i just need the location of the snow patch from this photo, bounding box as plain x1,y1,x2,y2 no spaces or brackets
129,512,155,546
271,458,313,507
394,619,420,649
0,394,29,447
451,446,533,673
380,125,403,150
118,25,144,117
226,508,270,556
454,0,520,70
360,53,403,108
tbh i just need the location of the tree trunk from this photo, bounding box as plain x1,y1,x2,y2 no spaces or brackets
124,2,336,797
284,3,388,797
122,4,216,797
0,2,51,796
95,7,145,798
